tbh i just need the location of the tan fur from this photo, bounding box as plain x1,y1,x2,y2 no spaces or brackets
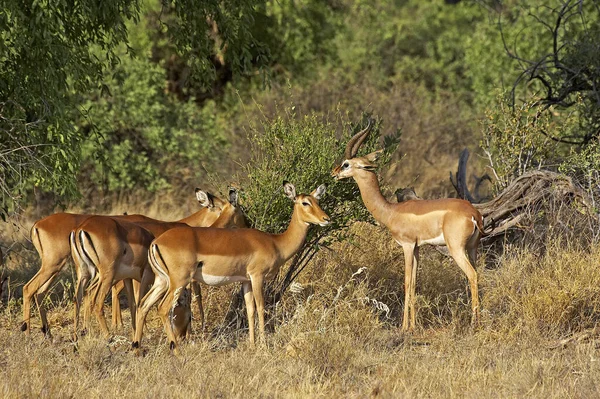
133,183,330,352
70,193,247,339
22,191,228,337
333,150,483,330
73,217,154,337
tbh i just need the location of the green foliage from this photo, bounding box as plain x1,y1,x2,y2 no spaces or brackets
162,0,271,88
467,1,600,144
481,95,560,189
560,141,600,205
236,109,399,296
77,22,229,193
259,0,340,76
0,0,270,214
0,0,141,213
0,110,82,216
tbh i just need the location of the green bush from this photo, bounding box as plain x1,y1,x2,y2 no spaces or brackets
560,141,600,207
235,108,399,298
481,95,561,189
77,16,229,194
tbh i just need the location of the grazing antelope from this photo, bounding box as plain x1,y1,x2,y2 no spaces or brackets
332,122,483,330
71,189,247,338
132,182,330,353
22,189,230,337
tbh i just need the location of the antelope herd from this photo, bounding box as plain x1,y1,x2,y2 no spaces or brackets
16,121,484,353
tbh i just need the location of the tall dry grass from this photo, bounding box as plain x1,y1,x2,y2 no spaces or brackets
1,206,599,397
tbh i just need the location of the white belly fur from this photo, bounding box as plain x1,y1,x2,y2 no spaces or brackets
419,233,446,246
197,273,248,287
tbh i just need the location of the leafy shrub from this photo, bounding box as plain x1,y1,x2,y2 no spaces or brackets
77,18,229,195
235,108,399,299
560,140,600,209
481,96,561,189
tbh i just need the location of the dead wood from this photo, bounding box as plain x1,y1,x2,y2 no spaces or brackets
451,149,594,239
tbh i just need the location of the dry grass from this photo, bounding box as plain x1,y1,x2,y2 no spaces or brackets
1,212,600,397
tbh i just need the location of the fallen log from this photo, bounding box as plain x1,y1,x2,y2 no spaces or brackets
451,149,593,239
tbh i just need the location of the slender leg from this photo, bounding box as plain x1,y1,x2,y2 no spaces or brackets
242,282,255,345
250,276,266,345
34,272,61,338
73,273,91,337
191,282,204,332
71,232,92,338
401,243,415,331
83,275,100,332
123,279,136,334
111,281,124,330
133,275,168,349
170,288,192,340
137,269,154,304
22,263,63,335
467,239,478,270
91,272,115,337
448,245,480,327
157,288,180,353
410,246,419,329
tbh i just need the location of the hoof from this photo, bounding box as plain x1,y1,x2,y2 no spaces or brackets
20,322,28,332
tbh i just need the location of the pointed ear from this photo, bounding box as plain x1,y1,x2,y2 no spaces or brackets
195,188,214,208
283,181,296,201
310,184,327,200
365,150,383,163
228,187,238,207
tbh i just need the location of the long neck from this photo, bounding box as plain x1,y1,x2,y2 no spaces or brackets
353,172,394,227
273,206,310,262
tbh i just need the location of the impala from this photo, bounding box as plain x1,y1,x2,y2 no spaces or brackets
71,189,247,337
22,189,230,337
332,122,484,330
132,182,330,352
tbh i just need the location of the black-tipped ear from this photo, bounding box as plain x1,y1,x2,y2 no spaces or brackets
310,184,327,200
228,187,238,207
196,189,214,208
283,181,296,201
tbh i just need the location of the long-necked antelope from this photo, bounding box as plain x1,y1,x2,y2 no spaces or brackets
332,121,483,330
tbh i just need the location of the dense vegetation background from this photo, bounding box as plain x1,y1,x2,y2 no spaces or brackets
2,0,598,215
1,1,600,396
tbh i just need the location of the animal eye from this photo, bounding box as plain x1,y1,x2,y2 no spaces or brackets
342,162,349,169
302,202,310,206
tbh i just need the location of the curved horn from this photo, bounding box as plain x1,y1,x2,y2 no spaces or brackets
344,119,373,159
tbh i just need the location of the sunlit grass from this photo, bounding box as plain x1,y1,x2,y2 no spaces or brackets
1,211,599,397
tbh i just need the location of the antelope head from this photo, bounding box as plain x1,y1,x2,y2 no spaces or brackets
195,188,227,224
331,120,382,180
283,181,331,226
211,187,248,228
